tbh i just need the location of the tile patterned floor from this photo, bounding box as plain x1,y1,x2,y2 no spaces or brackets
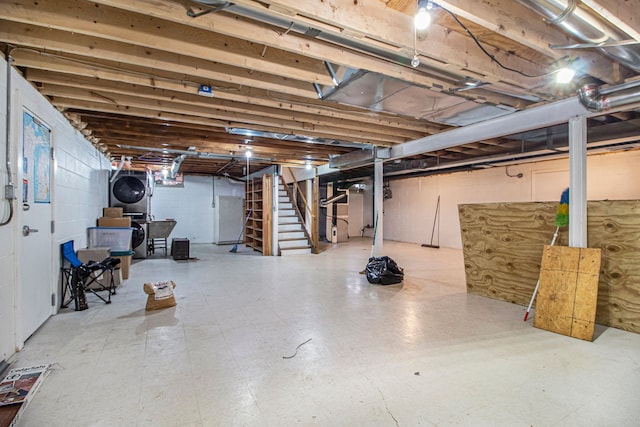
9,239,640,426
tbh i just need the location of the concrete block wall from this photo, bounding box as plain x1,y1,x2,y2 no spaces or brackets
0,55,111,361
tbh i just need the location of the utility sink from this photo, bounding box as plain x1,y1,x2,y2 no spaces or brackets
148,220,177,256
148,220,177,239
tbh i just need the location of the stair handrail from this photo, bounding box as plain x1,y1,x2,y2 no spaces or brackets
283,168,311,212
282,168,314,221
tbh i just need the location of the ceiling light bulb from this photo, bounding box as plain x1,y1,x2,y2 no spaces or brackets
556,67,576,84
305,161,312,170
411,54,420,68
245,150,252,158
414,7,431,30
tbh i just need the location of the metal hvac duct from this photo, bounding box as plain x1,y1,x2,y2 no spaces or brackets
517,0,640,72
169,154,187,178
577,77,640,112
190,0,462,82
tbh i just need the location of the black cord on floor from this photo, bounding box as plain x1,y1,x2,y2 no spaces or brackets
282,338,312,359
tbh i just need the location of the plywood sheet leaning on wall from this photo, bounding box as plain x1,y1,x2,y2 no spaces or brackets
458,202,567,305
533,245,601,341
588,201,640,332
459,200,640,334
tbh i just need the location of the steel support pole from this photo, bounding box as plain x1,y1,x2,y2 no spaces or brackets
568,115,588,248
373,158,383,256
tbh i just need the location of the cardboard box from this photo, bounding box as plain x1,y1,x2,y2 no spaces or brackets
115,255,131,280
143,280,177,310
97,216,131,227
102,207,123,217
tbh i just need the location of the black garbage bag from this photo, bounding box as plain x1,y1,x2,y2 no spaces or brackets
365,256,404,285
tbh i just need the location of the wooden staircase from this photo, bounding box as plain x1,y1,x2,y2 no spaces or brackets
278,182,312,255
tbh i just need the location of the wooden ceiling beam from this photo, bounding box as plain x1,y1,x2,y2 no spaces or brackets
429,0,627,84
231,0,549,89
0,0,332,86
580,0,640,43
85,123,353,153
49,98,400,146
91,0,501,99
88,128,352,156
113,143,316,167
39,84,412,144
99,136,339,159
0,21,318,98
30,73,426,140
77,113,353,153
15,49,443,133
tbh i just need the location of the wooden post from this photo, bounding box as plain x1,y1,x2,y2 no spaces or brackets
312,171,319,254
262,174,273,256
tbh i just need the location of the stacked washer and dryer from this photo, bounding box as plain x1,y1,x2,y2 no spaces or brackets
109,171,150,259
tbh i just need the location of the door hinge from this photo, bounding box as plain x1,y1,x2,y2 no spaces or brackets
51,293,55,306
51,220,55,234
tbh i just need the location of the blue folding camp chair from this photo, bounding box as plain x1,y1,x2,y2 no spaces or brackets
60,240,120,310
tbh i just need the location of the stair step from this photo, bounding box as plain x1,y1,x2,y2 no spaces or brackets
278,220,299,226
279,231,306,239
279,218,302,224
280,247,312,256
279,239,310,248
279,223,303,231
279,202,293,209
278,197,290,203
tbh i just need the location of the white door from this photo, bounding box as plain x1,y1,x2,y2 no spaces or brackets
16,110,53,348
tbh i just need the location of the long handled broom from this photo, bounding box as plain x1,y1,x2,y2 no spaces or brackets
523,188,569,321
230,208,253,253
422,195,440,249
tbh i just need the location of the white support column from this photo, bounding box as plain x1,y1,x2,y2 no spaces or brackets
569,115,588,248
373,158,383,256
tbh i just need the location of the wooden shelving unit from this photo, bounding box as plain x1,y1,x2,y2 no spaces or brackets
245,174,272,255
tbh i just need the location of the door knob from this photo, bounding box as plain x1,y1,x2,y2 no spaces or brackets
22,225,39,236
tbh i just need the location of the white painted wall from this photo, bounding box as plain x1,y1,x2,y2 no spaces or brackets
383,150,640,249
347,191,364,238
150,175,244,243
0,55,111,362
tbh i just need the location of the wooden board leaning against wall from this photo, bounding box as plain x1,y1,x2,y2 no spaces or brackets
458,200,640,334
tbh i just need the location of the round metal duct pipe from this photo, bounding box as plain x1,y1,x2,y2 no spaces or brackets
517,0,640,72
577,77,640,112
